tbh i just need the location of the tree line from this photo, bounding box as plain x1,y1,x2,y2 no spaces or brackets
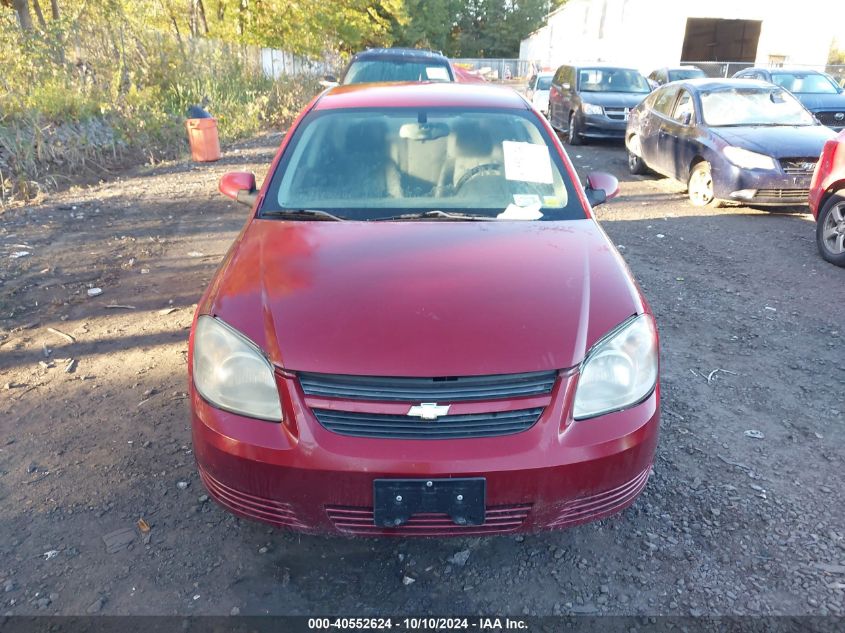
2,0,565,58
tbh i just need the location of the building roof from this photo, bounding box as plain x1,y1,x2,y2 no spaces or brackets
314,82,528,111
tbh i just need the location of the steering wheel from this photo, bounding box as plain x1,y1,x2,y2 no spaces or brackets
453,163,502,193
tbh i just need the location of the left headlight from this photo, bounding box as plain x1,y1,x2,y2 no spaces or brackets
192,315,282,421
581,102,603,115
722,146,776,170
573,314,658,420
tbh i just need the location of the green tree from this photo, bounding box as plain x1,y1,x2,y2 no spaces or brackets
407,0,558,58
394,0,462,55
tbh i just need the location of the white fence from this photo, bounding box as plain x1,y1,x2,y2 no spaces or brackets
452,58,536,81
260,49,342,79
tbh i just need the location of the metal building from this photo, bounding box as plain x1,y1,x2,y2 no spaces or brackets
519,0,841,76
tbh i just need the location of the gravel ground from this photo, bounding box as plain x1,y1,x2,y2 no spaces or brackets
0,131,843,617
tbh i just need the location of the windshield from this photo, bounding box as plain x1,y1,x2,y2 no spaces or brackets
700,87,816,126
578,68,650,93
262,108,582,221
771,72,839,94
343,60,453,84
537,76,552,90
668,68,706,82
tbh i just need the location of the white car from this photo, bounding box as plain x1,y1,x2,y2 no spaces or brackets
526,72,553,117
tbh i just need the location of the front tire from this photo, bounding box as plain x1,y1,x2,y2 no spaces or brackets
568,111,584,145
816,193,845,267
627,135,648,175
687,161,721,207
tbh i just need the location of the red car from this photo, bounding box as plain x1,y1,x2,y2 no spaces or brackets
189,83,660,536
809,129,845,267
453,65,487,84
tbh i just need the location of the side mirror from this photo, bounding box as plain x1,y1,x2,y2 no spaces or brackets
681,112,692,125
585,171,620,207
219,172,258,207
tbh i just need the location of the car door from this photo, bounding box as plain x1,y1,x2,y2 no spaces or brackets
659,88,699,181
639,85,680,170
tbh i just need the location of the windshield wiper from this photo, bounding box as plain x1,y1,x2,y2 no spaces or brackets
260,209,345,221
373,210,495,221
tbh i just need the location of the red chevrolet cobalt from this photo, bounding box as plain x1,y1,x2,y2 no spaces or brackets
189,83,660,536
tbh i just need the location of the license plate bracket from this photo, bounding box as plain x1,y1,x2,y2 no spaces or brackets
373,478,486,528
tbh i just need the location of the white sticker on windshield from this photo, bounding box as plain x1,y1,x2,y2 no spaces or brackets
503,141,553,184
497,203,543,220
513,194,541,207
425,66,450,81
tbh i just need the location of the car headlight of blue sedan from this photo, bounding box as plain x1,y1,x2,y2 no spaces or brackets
722,146,777,170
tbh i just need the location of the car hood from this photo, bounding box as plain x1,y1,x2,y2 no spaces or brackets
711,125,836,158
794,92,845,111
208,220,643,377
579,92,649,108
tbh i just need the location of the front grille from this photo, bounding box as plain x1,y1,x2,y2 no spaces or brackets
815,110,845,126
755,188,810,201
326,504,531,536
604,106,628,121
312,407,543,439
299,370,557,402
779,158,817,174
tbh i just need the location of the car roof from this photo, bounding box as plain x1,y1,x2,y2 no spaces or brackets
739,67,825,75
350,48,449,63
314,82,529,111
567,63,642,72
675,78,779,90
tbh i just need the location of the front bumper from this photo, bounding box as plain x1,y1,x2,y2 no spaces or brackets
191,372,660,536
580,113,628,139
714,162,812,206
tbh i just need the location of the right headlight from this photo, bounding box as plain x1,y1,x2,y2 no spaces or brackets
573,314,658,420
192,315,282,421
581,102,603,115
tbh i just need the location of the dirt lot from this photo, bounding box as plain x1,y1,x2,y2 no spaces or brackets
1,130,843,617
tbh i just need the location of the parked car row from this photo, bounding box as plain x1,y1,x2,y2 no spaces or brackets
527,58,843,266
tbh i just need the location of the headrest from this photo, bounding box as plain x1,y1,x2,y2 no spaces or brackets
450,120,494,157
345,120,389,153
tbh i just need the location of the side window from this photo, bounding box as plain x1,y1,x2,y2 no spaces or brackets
553,68,564,85
672,90,695,124
563,67,574,88
652,86,680,115
658,70,668,84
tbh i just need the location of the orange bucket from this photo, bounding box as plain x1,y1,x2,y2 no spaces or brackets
186,118,221,162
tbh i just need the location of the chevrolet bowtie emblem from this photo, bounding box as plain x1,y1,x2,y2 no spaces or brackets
407,403,451,420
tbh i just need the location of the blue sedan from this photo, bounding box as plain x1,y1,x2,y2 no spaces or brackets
625,79,836,207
